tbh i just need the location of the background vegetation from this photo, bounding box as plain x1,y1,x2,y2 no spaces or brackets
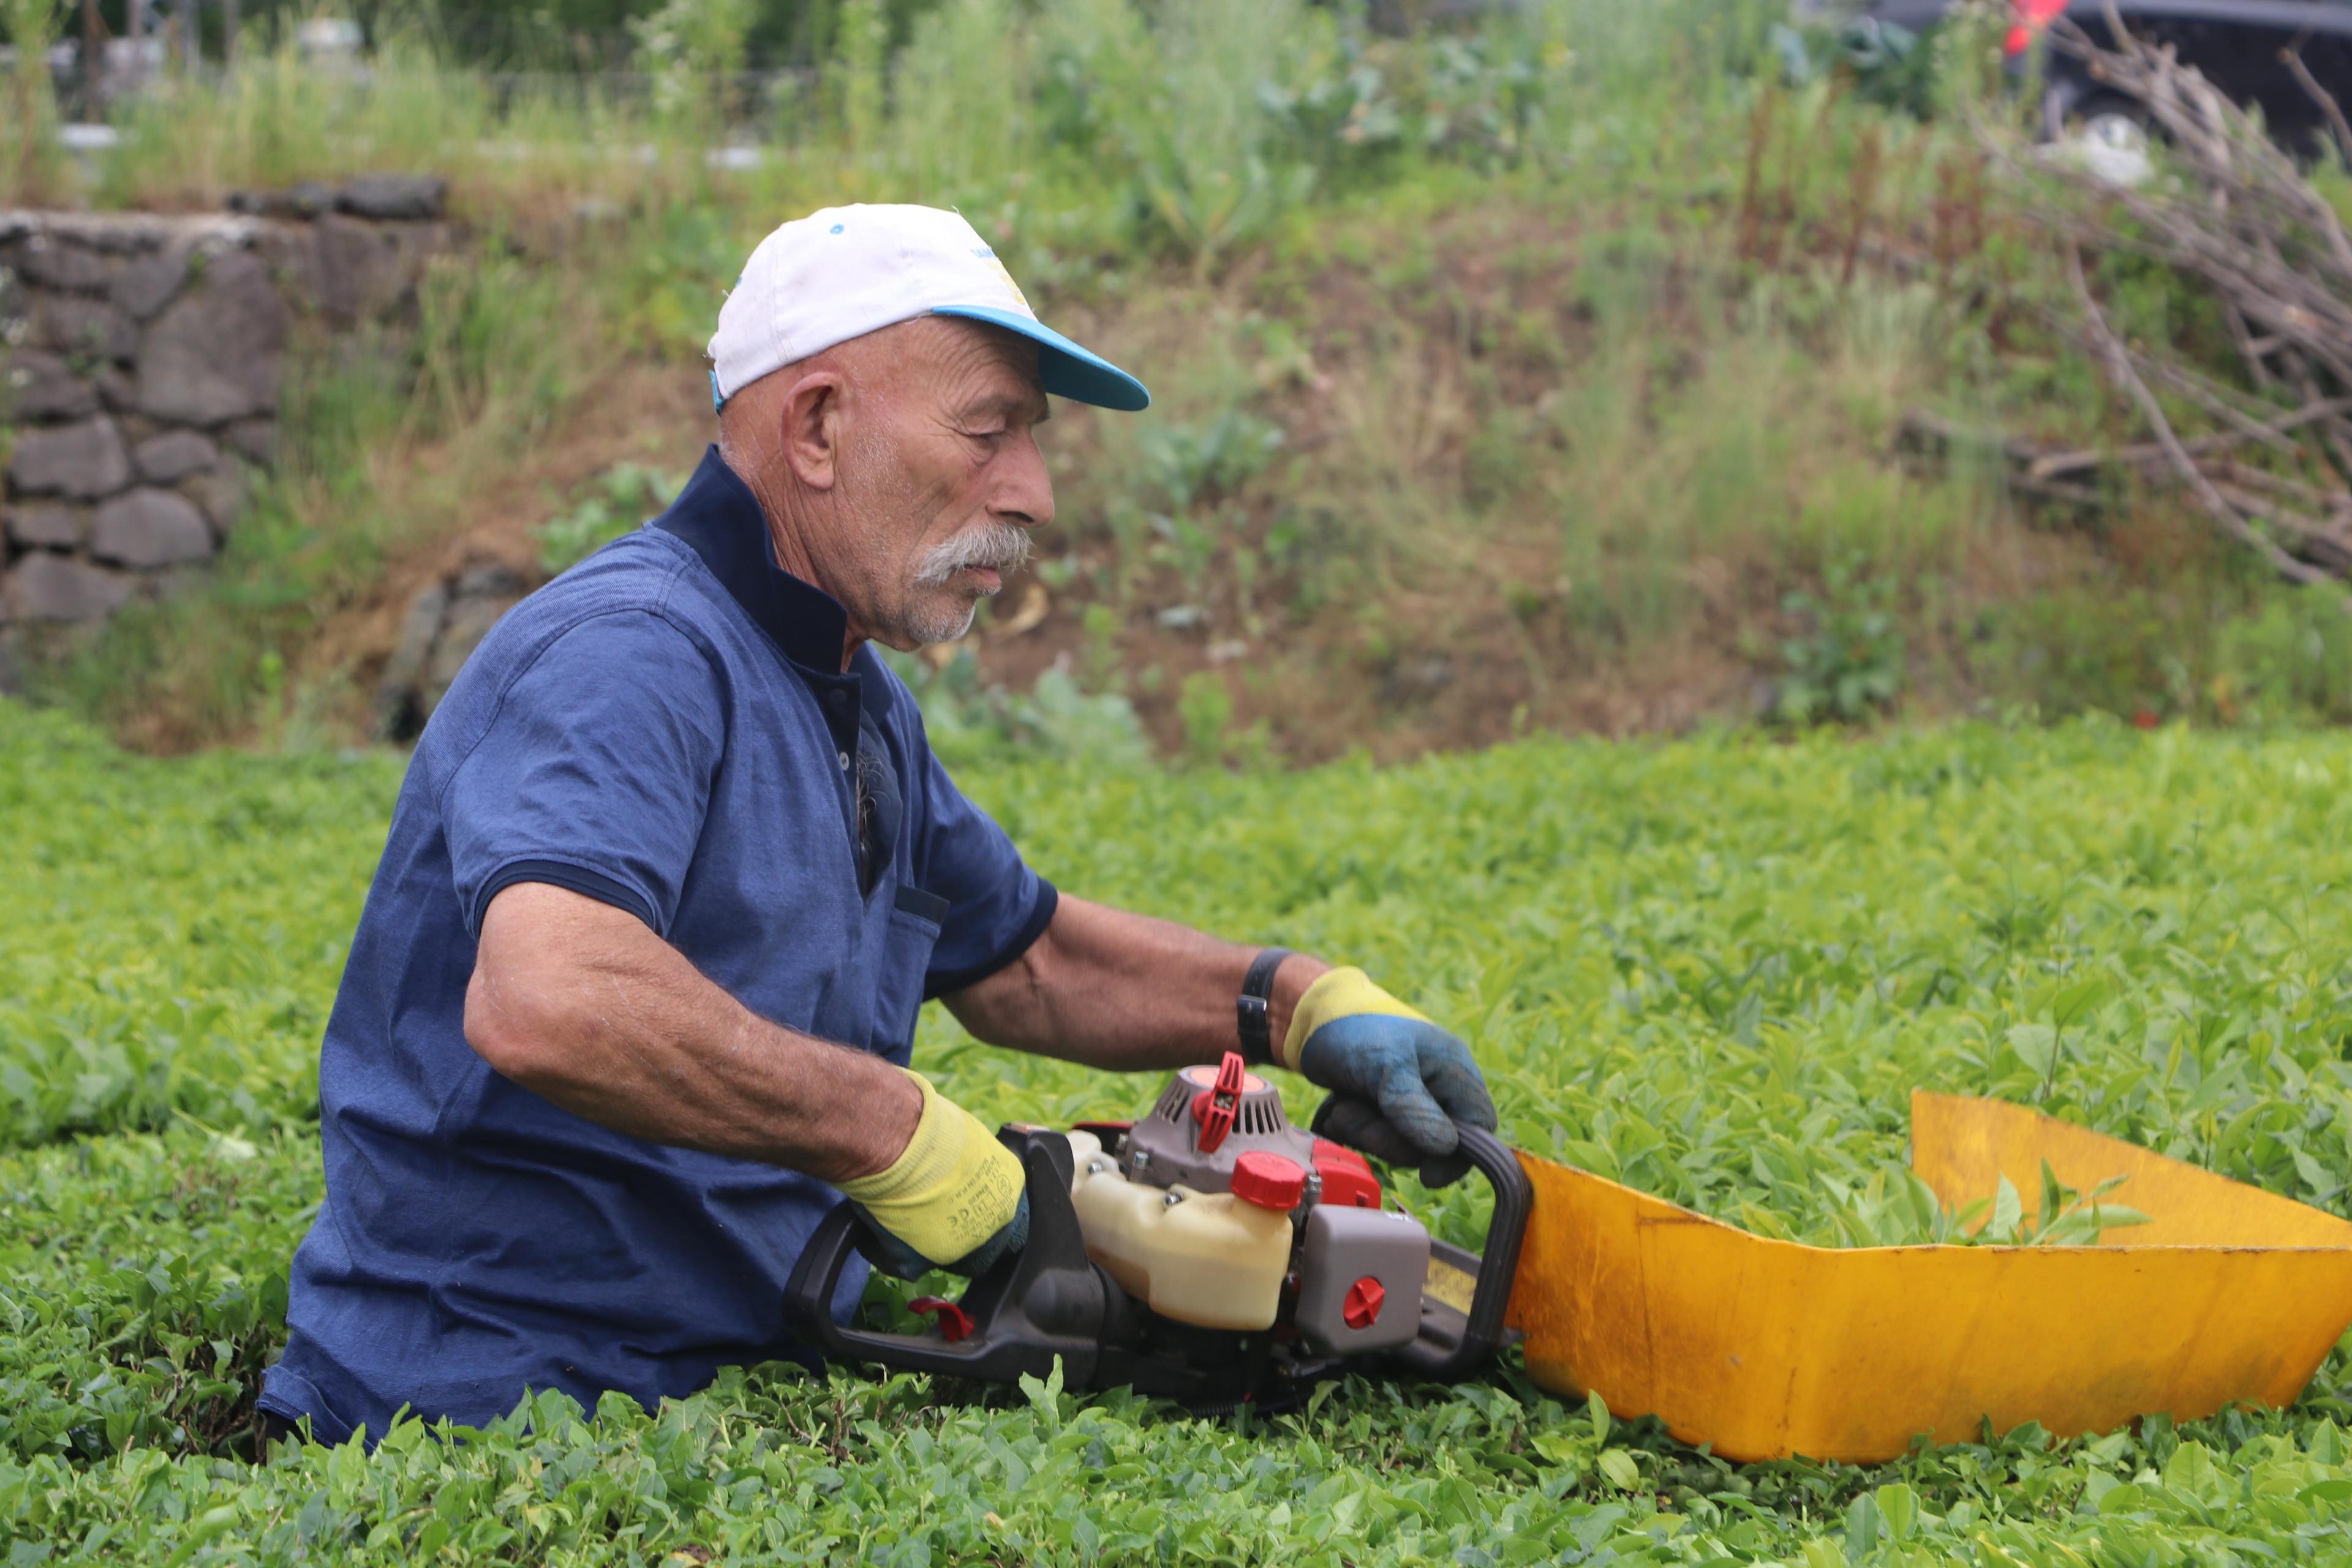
6,0,2350,758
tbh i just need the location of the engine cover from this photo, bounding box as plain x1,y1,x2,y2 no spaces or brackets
1121,1062,1319,1193
1295,1205,1427,1354
1095,1055,1433,1352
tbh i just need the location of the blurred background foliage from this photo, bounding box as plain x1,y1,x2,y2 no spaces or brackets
2,0,2348,761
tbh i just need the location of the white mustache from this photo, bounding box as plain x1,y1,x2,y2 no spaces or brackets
913,523,1031,589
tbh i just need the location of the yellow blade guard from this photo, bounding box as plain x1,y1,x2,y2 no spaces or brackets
1506,1091,2352,1463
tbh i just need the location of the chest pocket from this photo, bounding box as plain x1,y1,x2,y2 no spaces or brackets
871,884,945,1058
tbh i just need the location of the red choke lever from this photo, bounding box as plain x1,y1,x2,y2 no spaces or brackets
1191,1050,1248,1154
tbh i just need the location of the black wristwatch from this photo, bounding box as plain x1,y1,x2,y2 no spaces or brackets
1237,947,1294,1065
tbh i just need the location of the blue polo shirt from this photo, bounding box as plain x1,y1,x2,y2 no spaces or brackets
259,447,1056,1445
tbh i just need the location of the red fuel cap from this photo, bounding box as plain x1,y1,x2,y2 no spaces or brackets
1228,1150,1306,1210
1343,1275,1385,1330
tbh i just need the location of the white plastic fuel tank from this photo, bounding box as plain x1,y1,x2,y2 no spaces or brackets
1064,1131,1293,1330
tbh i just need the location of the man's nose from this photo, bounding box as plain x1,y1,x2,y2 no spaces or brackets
990,429,1055,531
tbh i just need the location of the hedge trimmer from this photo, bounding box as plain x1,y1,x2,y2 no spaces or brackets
788,1066,2352,1460
786,1051,1528,1412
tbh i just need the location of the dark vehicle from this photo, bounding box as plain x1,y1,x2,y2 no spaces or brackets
1863,0,2352,153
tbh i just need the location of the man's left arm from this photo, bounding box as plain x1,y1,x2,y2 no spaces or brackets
943,895,1498,1169
942,894,1322,1071
909,740,1496,1169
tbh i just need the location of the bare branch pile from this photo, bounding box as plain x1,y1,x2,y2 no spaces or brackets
1977,6,2352,602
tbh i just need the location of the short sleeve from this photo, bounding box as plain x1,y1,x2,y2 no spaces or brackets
442,611,725,941
913,747,1057,999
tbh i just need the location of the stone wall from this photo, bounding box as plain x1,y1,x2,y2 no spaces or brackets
0,179,452,633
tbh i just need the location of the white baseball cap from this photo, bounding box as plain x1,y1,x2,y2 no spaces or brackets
706,203,1150,414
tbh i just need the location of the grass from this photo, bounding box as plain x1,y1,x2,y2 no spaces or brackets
7,699,2352,1558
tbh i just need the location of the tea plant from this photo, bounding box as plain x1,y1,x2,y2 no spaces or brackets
1790,1162,2150,1250
10,699,2352,1561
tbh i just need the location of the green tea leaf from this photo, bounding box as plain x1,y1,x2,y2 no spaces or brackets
1990,1175,2024,1242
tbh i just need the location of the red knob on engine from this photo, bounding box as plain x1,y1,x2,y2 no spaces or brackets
1228,1150,1306,1211
1342,1276,1385,1330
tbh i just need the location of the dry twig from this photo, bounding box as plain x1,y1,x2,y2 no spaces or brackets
2063,242,2343,590
1964,4,2352,602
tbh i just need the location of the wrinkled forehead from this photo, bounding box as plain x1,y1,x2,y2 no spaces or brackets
846,315,1049,421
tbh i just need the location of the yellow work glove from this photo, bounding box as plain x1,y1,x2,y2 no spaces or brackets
837,1069,1029,1278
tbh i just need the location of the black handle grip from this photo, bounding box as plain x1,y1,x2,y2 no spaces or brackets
783,1131,1120,1387
1378,1121,1529,1382
785,1203,998,1376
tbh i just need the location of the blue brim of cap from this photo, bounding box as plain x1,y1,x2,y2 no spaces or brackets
931,304,1150,412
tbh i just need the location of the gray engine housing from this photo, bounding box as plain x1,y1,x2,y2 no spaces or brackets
1295,1205,1429,1355
1121,1064,1321,1193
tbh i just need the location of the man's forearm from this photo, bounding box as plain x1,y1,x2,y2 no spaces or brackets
465,882,920,1181
943,894,1329,1071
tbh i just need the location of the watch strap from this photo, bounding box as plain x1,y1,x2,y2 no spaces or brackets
1237,947,1294,1065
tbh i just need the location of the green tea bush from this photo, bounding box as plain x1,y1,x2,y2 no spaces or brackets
0,1127,313,1464
0,706,395,1144
12,701,2352,1560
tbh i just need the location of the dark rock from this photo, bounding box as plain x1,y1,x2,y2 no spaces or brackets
134,429,219,484
233,182,336,219
112,243,192,320
265,214,448,323
1375,654,1457,709
182,463,249,533
92,487,214,567
423,593,512,713
39,296,138,363
4,352,97,420
453,562,526,600
6,553,133,622
4,505,81,554
374,579,450,739
307,214,401,323
15,212,203,255
137,249,288,426
339,173,449,222
16,238,117,294
221,418,277,466
4,502,81,549
9,417,130,498
95,366,138,412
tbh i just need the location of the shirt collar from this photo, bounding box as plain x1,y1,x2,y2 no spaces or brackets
655,446,851,674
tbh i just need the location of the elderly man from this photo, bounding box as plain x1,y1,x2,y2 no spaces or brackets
258,205,1494,1445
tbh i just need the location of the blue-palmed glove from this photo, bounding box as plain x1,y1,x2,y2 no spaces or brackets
1280,967,1497,1186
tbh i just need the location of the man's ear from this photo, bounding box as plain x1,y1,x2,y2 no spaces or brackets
779,370,845,491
